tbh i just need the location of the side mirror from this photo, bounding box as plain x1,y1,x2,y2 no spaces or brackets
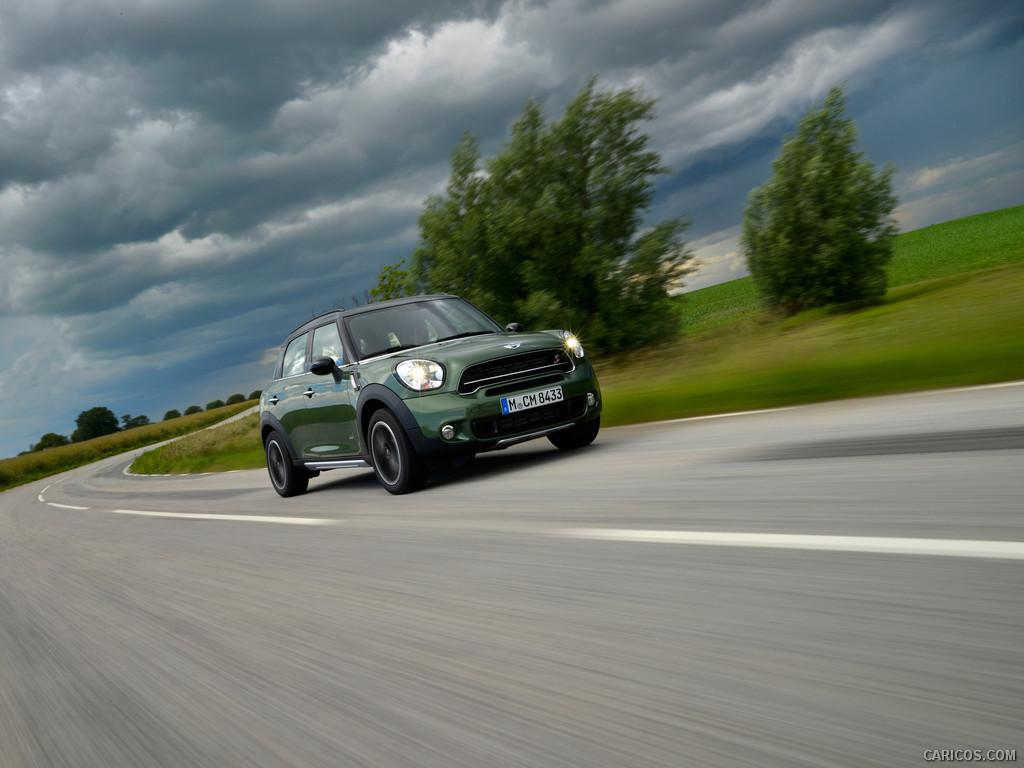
505,322,524,333
309,356,341,382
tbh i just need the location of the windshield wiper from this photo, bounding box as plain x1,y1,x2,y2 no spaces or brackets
370,343,422,357
436,331,494,342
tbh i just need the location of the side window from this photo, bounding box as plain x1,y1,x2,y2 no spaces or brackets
311,322,344,365
281,332,309,378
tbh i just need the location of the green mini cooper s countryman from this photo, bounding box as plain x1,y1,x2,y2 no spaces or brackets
260,294,602,495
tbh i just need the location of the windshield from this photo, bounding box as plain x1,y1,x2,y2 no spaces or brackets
345,298,502,359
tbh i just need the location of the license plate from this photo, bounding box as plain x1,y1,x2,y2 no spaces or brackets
500,386,563,414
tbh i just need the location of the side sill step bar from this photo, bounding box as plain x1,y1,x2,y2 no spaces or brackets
304,459,371,471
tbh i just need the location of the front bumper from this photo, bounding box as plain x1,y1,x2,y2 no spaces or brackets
402,361,601,457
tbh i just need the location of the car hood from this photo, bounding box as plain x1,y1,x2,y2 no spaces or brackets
390,330,567,363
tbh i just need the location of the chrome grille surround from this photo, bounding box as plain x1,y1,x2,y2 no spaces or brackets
457,348,574,395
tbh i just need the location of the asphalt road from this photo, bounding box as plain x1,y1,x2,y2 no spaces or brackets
2,384,1022,767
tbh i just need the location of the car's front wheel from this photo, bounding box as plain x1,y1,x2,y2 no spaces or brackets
368,409,429,494
265,431,309,497
548,416,600,450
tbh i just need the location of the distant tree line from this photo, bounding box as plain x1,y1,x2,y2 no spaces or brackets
26,391,261,454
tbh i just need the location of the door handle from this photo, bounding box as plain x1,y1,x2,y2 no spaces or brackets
268,396,280,405
304,388,315,398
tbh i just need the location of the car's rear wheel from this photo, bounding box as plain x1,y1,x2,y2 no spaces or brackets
265,431,309,497
548,415,600,450
368,409,428,494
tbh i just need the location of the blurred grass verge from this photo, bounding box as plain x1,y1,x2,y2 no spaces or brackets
129,412,263,475
599,262,1024,426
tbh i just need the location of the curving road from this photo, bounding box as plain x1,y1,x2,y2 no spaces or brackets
2,384,1023,767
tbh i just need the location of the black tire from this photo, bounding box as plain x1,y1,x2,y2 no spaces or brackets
265,431,309,497
548,416,600,450
368,409,428,495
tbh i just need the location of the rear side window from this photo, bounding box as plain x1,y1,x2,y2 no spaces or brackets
280,332,309,378
311,322,344,365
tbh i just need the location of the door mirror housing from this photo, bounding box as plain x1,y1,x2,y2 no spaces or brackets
309,356,341,382
505,322,524,333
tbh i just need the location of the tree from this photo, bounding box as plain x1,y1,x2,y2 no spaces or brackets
33,433,70,451
163,409,182,421
742,85,897,314
370,258,410,303
72,407,120,442
398,78,695,351
248,390,262,401
206,399,225,411
183,405,203,415
121,414,151,430
225,393,246,405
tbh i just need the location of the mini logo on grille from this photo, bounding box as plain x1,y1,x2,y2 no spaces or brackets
504,343,521,349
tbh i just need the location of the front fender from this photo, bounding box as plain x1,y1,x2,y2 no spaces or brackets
356,383,424,447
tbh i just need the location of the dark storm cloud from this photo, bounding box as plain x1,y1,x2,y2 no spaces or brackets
1,0,1022,457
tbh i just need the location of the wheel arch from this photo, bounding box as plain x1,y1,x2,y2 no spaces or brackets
260,412,299,462
356,384,421,446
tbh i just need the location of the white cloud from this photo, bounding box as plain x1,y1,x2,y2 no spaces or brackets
906,145,1022,191
653,11,921,167
896,166,1024,232
679,228,749,293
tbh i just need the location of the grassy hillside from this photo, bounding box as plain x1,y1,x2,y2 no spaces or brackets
0,401,256,492
599,262,1024,425
677,203,1024,334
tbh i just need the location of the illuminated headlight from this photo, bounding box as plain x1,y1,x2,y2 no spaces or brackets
395,360,445,391
560,330,585,359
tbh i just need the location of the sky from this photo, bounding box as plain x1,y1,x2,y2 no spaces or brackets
1,0,1022,458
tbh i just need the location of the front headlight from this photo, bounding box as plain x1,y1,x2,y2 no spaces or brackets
395,359,445,391
560,330,585,359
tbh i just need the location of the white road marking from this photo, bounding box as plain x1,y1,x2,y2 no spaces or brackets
110,509,335,525
666,406,796,424
555,529,1024,560
37,482,89,510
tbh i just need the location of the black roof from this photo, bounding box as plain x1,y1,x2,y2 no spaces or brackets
284,294,456,338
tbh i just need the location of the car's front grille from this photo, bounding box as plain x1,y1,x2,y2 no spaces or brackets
471,396,587,439
458,348,574,394
483,374,563,398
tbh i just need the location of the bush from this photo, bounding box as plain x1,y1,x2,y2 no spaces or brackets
742,85,897,314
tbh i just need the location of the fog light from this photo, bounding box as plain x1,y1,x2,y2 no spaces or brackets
587,392,597,408
441,424,456,440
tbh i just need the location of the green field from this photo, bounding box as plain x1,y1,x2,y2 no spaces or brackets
677,203,1024,334
4,205,1022,483
600,262,1024,425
